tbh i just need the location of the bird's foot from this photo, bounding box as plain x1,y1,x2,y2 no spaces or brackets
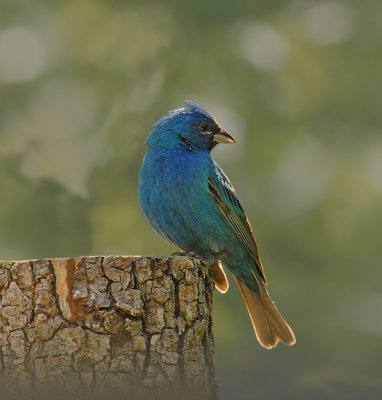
171,251,200,259
202,250,229,264
171,250,228,265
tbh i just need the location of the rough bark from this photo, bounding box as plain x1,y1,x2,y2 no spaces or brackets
0,256,216,399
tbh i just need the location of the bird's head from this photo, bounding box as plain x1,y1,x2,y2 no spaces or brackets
145,101,235,152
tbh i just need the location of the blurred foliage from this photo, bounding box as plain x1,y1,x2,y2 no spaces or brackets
1,0,382,398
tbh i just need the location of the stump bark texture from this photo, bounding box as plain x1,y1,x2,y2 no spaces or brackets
0,256,216,399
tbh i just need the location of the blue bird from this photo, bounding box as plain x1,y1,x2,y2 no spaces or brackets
139,101,295,348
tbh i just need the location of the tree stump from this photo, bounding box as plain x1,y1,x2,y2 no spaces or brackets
0,256,216,399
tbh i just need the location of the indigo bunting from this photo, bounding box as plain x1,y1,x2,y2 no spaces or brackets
139,101,295,348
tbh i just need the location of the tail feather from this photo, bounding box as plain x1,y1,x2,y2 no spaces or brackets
210,260,229,293
235,277,296,349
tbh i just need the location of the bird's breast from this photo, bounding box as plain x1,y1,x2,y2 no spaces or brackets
139,148,227,255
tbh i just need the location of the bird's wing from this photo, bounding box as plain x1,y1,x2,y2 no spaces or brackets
208,163,266,284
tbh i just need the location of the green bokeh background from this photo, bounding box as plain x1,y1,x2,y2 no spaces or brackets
1,0,381,398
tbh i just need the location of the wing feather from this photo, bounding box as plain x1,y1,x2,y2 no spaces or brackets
208,164,266,283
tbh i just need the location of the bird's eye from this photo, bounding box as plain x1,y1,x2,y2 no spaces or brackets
199,123,209,132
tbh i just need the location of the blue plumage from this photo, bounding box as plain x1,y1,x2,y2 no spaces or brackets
139,101,295,348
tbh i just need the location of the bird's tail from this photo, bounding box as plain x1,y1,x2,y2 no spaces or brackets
234,277,296,349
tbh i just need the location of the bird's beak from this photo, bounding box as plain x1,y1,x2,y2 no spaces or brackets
213,130,236,144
